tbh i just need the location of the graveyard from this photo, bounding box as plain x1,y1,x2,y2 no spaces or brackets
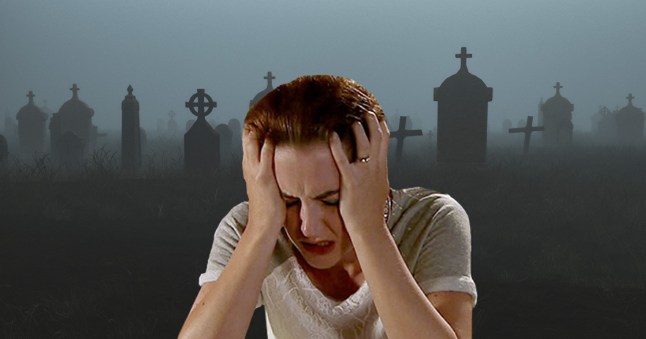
1,125,646,338
2,45,645,338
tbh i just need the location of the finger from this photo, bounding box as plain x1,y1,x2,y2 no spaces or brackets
242,127,260,165
352,121,370,161
379,119,390,161
329,132,352,180
364,111,383,157
258,137,275,177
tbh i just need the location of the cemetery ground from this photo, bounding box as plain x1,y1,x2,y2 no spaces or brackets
1,135,646,338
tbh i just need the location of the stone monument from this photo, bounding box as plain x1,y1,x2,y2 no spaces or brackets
434,47,493,163
16,90,48,154
121,85,141,172
184,89,219,172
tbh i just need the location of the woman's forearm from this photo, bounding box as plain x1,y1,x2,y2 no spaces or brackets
179,224,279,339
349,219,458,339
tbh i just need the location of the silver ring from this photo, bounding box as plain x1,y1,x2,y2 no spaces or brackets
359,156,370,163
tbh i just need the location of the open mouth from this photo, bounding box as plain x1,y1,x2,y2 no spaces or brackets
302,241,335,254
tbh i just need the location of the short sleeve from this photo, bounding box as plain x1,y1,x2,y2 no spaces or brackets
413,196,478,307
198,202,263,308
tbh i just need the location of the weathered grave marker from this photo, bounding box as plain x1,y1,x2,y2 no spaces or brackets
390,116,422,162
16,90,48,154
121,85,141,173
184,89,219,173
508,116,544,156
434,47,493,163
541,82,574,147
250,71,275,108
616,93,644,145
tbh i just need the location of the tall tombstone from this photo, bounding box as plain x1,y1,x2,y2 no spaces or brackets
434,47,493,163
0,134,8,168
16,90,48,154
249,71,275,108
184,89,219,173
50,84,96,162
541,82,574,147
121,85,141,172
616,93,645,145
215,123,233,167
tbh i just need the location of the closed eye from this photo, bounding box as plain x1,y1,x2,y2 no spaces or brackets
322,200,339,206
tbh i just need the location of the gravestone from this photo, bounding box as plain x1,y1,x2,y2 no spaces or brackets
50,84,96,161
249,71,275,108
434,47,493,163
508,116,544,155
615,93,644,145
541,82,574,147
390,116,423,162
16,90,48,154
184,89,219,173
167,110,178,138
0,134,8,167
215,123,233,167
121,85,141,172
54,131,84,168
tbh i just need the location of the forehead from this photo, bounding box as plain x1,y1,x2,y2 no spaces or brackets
274,142,340,196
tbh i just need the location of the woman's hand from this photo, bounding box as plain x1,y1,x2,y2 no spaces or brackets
329,112,390,234
242,128,286,233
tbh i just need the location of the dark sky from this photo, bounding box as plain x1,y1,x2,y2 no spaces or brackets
2,0,645,134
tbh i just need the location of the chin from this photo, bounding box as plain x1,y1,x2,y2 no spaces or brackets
299,249,339,270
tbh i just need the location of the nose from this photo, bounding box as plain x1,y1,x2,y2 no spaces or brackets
299,202,325,238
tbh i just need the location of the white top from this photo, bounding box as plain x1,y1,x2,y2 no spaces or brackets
199,187,477,338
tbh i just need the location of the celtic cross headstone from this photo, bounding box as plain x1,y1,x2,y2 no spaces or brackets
184,89,219,172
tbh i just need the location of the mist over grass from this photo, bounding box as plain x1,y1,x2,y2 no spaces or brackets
1,133,645,337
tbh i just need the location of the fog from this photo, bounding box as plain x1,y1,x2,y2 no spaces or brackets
2,0,645,134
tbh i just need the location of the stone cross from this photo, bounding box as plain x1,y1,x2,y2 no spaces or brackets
265,71,275,88
508,115,544,156
27,91,35,104
627,93,635,106
390,116,422,162
553,82,563,95
455,47,472,70
70,84,80,98
184,89,219,173
185,89,217,120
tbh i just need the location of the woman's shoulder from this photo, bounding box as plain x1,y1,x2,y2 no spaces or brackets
392,187,461,210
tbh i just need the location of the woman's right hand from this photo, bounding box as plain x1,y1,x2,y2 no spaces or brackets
242,127,286,234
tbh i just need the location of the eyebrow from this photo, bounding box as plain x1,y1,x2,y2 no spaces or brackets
281,190,339,200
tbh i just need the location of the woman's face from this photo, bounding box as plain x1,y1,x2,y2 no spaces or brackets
274,141,357,270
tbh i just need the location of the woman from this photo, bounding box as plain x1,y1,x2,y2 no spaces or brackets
179,75,477,338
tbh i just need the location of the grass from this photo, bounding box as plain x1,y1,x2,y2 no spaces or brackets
1,136,645,338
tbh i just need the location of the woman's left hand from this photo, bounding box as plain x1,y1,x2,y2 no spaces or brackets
329,111,391,234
